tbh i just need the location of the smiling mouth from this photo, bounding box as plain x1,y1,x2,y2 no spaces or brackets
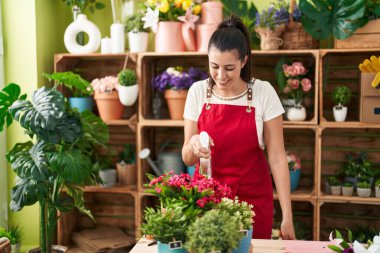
217,80,230,85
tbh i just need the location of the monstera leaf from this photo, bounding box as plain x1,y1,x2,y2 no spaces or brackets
10,177,49,211
6,141,51,181
0,83,26,131
300,0,367,40
48,150,92,185
43,71,93,97
77,110,109,149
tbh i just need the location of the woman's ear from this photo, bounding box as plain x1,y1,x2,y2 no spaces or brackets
241,55,248,68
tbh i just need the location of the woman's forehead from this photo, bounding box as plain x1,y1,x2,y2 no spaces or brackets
208,47,240,62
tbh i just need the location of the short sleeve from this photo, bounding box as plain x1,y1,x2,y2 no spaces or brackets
183,80,205,121
260,81,285,122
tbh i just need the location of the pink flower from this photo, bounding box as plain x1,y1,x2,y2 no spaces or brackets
292,62,308,75
301,78,312,92
289,79,299,89
91,76,118,93
283,85,291,94
155,187,162,194
282,64,295,77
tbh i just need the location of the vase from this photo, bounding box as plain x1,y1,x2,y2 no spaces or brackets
155,22,185,52
357,188,371,197
99,169,117,188
11,243,21,253
128,31,148,52
232,228,253,253
290,169,301,192
342,186,354,196
94,90,124,121
117,84,138,106
157,241,187,253
196,23,219,52
69,97,94,113
287,104,307,121
281,98,296,120
330,185,341,196
164,89,188,120
333,106,348,122
255,26,285,51
116,162,136,186
201,1,223,24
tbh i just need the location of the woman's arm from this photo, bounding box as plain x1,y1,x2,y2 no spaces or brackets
264,115,296,240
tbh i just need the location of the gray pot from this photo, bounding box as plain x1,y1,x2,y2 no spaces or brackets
342,186,354,196
357,188,371,197
330,186,341,196
99,169,117,188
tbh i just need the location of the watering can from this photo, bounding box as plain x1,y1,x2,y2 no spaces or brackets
138,140,185,176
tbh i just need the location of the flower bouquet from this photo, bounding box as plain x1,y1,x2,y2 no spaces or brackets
329,229,380,253
152,66,207,119
287,152,301,192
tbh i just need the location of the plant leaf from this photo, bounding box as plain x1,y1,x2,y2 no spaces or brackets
0,83,25,131
10,177,49,211
43,72,93,96
77,110,109,149
335,229,343,239
327,245,343,252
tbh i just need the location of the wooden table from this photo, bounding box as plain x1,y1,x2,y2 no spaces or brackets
129,238,332,253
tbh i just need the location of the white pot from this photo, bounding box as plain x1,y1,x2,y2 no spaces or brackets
287,105,307,121
376,186,380,198
99,169,117,188
357,188,371,197
330,185,341,196
11,243,21,253
117,84,138,106
342,186,354,196
333,105,347,122
128,31,148,53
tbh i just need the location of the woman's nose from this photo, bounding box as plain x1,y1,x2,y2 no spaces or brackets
217,69,226,79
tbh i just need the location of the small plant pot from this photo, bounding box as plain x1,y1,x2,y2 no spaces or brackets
117,84,138,106
333,106,347,122
287,105,307,121
342,186,354,196
128,31,148,53
357,187,371,197
290,169,301,192
375,186,380,198
99,169,117,188
27,245,68,253
330,185,341,196
11,243,21,253
69,97,94,113
232,228,253,253
157,241,187,253
116,162,136,186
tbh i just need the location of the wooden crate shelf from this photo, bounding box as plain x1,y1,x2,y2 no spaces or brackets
319,194,380,205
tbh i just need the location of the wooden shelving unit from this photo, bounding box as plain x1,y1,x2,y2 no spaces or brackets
55,49,380,246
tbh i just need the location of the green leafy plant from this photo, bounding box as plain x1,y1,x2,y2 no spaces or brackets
0,225,23,245
337,153,373,178
119,144,136,164
342,181,354,187
376,178,380,187
332,86,352,108
350,224,379,243
0,83,109,253
43,71,93,97
118,69,137,87
357,181,371,188
328,176,341,186
215,196,254,230
62,0,105,13
366,0,380,20
185,209,241,253
125,12,148,33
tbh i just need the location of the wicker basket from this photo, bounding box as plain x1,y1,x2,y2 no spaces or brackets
281,0,318,50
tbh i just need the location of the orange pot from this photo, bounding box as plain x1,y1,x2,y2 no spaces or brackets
196,23,219,52
155,22,186,52
164,89,188,120
94,90,124,121
201,2,223,25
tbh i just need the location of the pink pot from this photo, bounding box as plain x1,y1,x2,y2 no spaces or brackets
155,21,186,52
196,23,219,52
201,2,223,24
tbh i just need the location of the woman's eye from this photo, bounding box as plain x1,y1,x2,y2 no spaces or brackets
226,68,235,71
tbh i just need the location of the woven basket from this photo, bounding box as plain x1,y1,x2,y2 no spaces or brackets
281,0,318,50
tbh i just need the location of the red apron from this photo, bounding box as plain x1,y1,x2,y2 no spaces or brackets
196,80,273,239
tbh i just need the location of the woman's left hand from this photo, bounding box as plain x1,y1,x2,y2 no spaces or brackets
280,219,296,240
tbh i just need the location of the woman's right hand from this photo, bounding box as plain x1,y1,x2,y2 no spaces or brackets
188,134,214,159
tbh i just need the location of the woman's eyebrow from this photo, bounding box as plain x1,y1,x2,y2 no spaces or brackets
210,62,235,67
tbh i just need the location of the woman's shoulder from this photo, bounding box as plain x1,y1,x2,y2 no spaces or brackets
251,78,274,93
188,79,208,96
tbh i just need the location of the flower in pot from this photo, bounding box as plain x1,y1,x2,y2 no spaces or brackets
356,181,372,198
43,71,94,113
185,209,242,253
152,66,207,120
331,85,352,122
277,61,312,121
255,2,288,50
116,144,136,186
0,83,108,253
327,176,341,196
0,225,23,253
117,69,138,106
91,75,124,121
215,197,255,253
375,178,380,198
287,152,302,192
125,12,149,53
341,181,354,197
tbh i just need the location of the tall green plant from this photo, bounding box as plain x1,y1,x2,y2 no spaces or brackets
0,83,109,253
62,0,105,13
43,72,93,97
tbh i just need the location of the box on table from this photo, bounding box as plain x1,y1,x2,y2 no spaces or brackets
360,73,380,122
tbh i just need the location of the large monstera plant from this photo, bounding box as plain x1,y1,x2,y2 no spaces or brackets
0,83,108,253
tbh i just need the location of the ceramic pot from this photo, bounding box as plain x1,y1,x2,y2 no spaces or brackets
117,84,138,106
128,31,148,53
333,106,347,122
330,185,341,196
357,188,371,197
116,162,136,186
69,97,94,113
196,23,219,52
201,1,223,24
232,228,253,253
164,89,188,120
287,105,307,121
376,186,380,198
157,241,187,253
94,90,124,121
99,169,117,188
155,22,185,52
342,186,354,196
290,169,301,192
11,243,21,253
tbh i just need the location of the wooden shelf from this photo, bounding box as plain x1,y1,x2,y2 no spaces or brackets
318,194,380,205
274,189,316,202
84,185,137,194
320,121,380,129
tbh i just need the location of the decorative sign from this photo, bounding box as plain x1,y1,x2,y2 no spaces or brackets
169,240,183,250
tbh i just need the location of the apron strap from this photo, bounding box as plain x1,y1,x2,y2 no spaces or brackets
246,78,255,113
205,79,212,110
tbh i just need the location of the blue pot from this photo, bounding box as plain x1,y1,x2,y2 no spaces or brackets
232,228,253,253
290,169,301,192
157,241,187,253
69,97,94,113
187,165,195,177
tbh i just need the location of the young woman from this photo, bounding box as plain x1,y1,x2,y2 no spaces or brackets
182,16,295,240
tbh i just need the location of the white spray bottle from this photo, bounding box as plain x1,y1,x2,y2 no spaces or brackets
199,131,212,178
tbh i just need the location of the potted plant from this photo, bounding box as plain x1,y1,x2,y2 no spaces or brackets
116,144,136,186
94,153,117,188
331,85,352,122
185,209,241,253
215,197,255,253
152,66,207,120
376,178,380,198
341,181,354,197
91,75,124,121
357,181,371,197
287,153,302,192
125,12,149,53
0,225,23,253
327,176,341,196
117,69,138,106
43,71,94,113
0,83,108,253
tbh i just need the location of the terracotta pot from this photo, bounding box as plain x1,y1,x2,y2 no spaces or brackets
201,1,223,24
164,89,188,120
196,23,219,52
116,162,136,186
94,90,124,121
27,245,68,253
155,22,185,52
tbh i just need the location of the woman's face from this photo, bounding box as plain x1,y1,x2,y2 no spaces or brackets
208,46,247,91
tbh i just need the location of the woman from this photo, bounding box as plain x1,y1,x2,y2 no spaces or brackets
182,16,295,240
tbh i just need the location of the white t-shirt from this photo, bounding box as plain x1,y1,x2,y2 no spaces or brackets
183,78,285,150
